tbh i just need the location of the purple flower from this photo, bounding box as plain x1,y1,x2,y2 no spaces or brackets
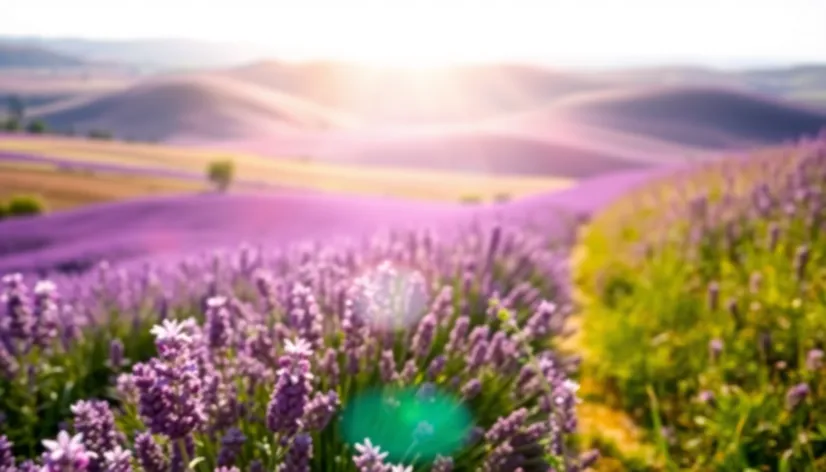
205,296,231,349
380,350,396,383
411,313,437,359
303,390,340,431
353,438,389,472
319,348,340,387
216,428,246,467
101,446,132,472
2,273,32,347
41,431,96,472
70,400,120,472
267,338,314,437
806,349,823,370
444,316,469,352
426,355,446,380
0,435,15,470
279,433,312,472
698,390,716,406
134,432,167,472
0,344,18,379
786,383,810,410
132,356,205,439
430,455,454,472
460,379,481,401
108,340,124,370
485,408,528,444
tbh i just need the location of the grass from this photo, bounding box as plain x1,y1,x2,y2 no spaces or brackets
572,142,826,470
0,160,208,211
0,136,574,202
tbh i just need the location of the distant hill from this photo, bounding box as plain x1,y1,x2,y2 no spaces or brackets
0,43,87,69
30,74,357,141
552,85,826,148
2,37,274,72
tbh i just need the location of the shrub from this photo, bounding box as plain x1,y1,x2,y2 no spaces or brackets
0,221,596,470
460,194,482,205
7,194,47,216
207,159,236,192
2,118,20,132
87,129,113,140
576,139,826,470
494,192,513,204
25,120,47,134
0,201,8,220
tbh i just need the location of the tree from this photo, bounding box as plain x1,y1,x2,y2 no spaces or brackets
207,159,236,192
26,120,47,134
6,95,24,122
7,194,47,216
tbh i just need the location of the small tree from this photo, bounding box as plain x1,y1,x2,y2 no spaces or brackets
26,120,47,134
207,159,235,192
7,194,47,216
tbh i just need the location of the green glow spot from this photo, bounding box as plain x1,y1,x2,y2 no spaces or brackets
341,385,473,463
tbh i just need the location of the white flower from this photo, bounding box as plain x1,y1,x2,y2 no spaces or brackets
103,446,132,464
34,280,56,296
354,438,388,461
206,296,227,308
149,318,194,344
42,431,95,462
563,379,580,394
284,338,313,357
389,465,413,472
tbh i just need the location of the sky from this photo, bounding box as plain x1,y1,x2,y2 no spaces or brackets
4,0,826,67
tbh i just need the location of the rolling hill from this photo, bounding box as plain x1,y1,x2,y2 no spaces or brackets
551,85,826,148
0,43,87,69
29,74,358,141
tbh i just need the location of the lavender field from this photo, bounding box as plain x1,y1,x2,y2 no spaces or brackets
4,1,826,470
2,133,826,471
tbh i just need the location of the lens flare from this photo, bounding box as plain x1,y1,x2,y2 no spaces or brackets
341,384,473,464
350,261,429,331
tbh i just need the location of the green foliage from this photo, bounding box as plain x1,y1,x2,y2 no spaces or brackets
0,201,8,220
87,129,113,140
460,194,482,205
1,309,161,457
3,117,20,131
575,146,826,470
7,194,47,216
25,120,47,134
207,158,236,192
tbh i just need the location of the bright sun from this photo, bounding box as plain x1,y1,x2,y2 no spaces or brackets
252,3,514,68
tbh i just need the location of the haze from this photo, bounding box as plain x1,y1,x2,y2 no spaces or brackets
5,0,826,68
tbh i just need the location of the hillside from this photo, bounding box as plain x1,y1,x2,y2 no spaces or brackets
0,43,87,69
552,85,826,148
29,74,357,141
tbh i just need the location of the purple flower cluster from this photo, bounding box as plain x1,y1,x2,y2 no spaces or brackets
0,213,586,470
